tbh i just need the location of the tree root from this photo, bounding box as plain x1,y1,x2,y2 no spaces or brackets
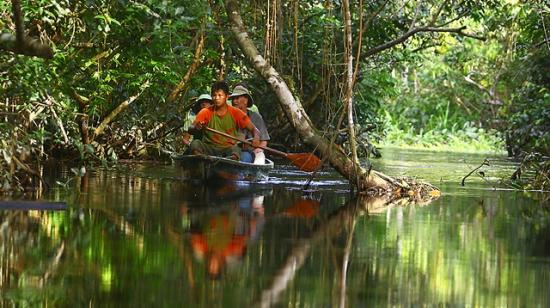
360,176,441,206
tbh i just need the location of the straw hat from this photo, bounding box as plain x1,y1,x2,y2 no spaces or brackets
229,85,254,107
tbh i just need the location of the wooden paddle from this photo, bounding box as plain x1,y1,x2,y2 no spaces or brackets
204,127,322,172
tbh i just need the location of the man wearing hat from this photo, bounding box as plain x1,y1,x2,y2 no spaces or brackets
182,94,213,146
230,85,270,164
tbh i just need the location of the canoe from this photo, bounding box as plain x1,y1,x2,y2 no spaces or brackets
173,154,274,182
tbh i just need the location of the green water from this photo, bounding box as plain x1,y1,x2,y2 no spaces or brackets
1,149,549,306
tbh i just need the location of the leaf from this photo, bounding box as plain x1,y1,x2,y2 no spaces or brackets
86,144,94,154
1,150,11,165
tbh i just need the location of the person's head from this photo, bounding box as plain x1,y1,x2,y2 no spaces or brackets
211,81,230,108
192,94,212,114
229,85,254,112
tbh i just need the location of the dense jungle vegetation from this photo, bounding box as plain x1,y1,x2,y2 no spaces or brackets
1,0,548,192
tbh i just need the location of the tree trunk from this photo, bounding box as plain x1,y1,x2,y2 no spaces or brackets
167,33,205,104
342,0,361,175
92,81,150,140
225,0,389,191
72,91,91,145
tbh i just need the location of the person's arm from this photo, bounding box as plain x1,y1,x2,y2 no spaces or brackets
189,109,209,133
255,113,270,141
253,141,267,155
245,121,261,148
188,123,204,134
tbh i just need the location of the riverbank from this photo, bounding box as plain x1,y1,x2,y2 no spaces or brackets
376,124,506,154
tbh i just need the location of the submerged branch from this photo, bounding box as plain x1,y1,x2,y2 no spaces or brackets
461,158,490,186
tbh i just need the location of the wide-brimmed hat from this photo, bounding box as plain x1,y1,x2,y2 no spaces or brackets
229,85,254,107
196,93,212,103
192,94,212,113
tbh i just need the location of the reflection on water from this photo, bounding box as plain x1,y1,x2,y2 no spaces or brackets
1,149,549,306
188,194,266,279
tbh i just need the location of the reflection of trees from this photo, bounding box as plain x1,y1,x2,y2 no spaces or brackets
348,192,550,306
2,169,273,305
8,168,550,306
0,211,65,302
0,166,443,307
257,197,380,307
256,192,443,307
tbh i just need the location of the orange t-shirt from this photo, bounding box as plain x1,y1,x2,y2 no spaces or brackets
193,105,251,147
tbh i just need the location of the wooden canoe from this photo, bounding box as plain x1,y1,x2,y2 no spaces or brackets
173,154,274,182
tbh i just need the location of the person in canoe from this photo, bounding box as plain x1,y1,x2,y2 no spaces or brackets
182,93,213,147
229,85,270,164
189,81,260,160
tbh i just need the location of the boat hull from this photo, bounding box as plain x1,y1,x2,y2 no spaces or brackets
173,154,273,182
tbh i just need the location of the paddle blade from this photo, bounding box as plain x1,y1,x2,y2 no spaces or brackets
287,153,322,172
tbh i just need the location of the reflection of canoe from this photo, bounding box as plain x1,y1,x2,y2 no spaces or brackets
173,154,274,182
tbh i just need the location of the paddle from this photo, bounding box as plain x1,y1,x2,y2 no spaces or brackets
204,127,322,172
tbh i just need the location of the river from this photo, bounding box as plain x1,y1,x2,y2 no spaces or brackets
1,149,549,306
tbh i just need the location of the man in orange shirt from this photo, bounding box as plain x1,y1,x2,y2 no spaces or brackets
189,81,260,160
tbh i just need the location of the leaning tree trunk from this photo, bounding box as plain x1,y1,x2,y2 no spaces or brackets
225,1,389,191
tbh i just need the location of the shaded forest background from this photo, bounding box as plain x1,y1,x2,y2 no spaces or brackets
1,0,548,192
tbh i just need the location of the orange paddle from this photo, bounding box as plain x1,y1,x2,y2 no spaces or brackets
204,127,322,172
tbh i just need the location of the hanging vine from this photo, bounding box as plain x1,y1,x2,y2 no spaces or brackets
292,0,302,93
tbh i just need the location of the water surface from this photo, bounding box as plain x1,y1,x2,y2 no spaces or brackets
1,149,549,306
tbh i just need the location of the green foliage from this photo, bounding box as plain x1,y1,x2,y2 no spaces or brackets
505,153,550,192
0,122,41,193
377,34,506,153
1,1,218,159
374,0,549,159
501,49,550,156
355,70,396,130
380,118,504,153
